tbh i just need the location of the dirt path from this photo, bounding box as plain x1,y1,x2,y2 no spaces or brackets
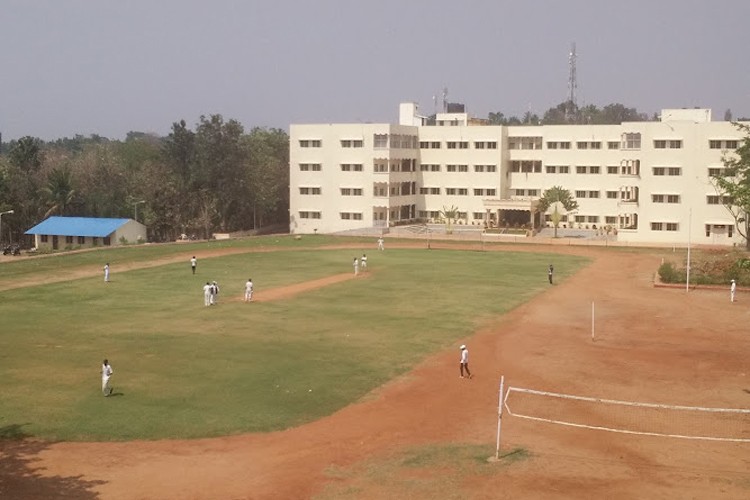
4,244,750,499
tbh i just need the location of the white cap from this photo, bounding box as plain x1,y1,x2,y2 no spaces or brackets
460,345,466,350
731,279,736,282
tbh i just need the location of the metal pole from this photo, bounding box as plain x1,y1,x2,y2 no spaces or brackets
495,375,505,460
686,208,692,293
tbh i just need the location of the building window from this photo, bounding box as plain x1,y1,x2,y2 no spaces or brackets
78,236,85,244
606,191,618,199
65,236,73,244
577,141,588,150
590,142,601,149
473,212,485,220
607,166,618,174
654,139,682,149
340,164,363,172
709,140,722,149
299,211,322,219
607,141,620,150
559,166,569,173
41,235,49,243
340,139,364,148
651,222,678,231
576,166,586,174
340,212,363,220
708,167,728,177
419,141,429,149
509,137,542,150
575,190,587,198
589,166,600,174
588,190,600,198
605,216,617,224
622,133,641,150
299,139,321,148
653,194,680,204
340,188,363,196
653,167,682,176
299,187,322,195
420,187,441,195
374,134,388,148
299,163,322,171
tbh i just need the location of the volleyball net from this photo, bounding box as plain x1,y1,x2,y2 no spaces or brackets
502,384,750,443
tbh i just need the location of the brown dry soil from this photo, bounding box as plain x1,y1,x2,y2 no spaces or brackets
2,243,749,499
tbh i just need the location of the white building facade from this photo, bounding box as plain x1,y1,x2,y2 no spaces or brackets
290,104,746,246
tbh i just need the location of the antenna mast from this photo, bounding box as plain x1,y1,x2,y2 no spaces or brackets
442,87,448,113
566,42,577,122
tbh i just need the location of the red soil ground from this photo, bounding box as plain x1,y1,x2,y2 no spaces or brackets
2,243,749,499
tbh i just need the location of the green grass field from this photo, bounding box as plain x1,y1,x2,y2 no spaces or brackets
0,237,589,441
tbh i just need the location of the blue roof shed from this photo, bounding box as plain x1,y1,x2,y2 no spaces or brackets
25,217,131,237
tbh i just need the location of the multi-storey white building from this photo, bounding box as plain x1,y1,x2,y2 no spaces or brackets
290,103,747,246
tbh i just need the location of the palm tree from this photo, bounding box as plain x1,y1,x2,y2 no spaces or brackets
536,186,579,238
39,166,76,218
439,205,460,234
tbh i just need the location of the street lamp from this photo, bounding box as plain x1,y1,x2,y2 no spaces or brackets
0,209,14,246
133,200,146,223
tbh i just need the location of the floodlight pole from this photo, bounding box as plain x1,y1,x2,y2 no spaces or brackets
0,209,14,246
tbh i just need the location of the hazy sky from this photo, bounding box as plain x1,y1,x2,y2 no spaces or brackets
2,0,748,140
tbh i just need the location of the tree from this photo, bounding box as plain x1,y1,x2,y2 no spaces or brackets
536,186,579,238
39,166,76,218
439,205,459,234
710,123,750,249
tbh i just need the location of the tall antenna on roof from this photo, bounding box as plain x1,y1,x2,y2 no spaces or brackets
566,42,578,122
442,87,448,113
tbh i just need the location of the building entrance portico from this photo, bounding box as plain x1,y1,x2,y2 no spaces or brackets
483,198,540,230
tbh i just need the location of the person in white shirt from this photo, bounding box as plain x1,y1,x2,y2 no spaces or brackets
730,279,737,302
244,278,254,302
104,263,110,282
459,345,472,379
203,282,212,306
377,237,384,251
353,257,359,275
361,254,367,271
101,359,114,396
211,281,220,305
191,256,197,275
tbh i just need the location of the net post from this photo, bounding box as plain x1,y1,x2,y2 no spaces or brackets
495,375,504,460
591,301,595,342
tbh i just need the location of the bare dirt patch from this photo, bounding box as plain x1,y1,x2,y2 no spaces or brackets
4,243,750,499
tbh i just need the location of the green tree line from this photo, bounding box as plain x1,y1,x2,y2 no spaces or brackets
488,100,652,125
0,115,289,244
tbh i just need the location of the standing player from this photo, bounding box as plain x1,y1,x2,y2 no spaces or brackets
361,253,367,271
191,256,197,275
203,282,212,306
101,359,114,396
353,257,359,276
459,345,472,379
548,264,554,284
730,279,737,302
244,278,254,302
377,236,384,251
104,263,110,283
211,281,220,305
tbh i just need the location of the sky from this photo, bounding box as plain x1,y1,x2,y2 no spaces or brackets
1,0,749,141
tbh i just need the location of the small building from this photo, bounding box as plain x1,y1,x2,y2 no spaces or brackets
25,216,147,250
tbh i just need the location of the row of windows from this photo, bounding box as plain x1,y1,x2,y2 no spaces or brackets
709,140,739,149
303,134,739,152
298,211,363,221
39,235,110,245
301,163,730,179
419,188,498,196
419,140,499,150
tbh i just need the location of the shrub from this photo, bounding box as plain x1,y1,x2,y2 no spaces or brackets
658,261,681,283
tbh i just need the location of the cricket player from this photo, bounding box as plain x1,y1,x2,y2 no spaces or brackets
730,279,737,302
361,254,367,270
191,256,197,274
353,257,359,275
101,359,114,396
548,264,554,284
211,281,220,305
104,263,110,282
459,345,472,379
203,282,212,306
244,278,254,302
377,236,384,251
